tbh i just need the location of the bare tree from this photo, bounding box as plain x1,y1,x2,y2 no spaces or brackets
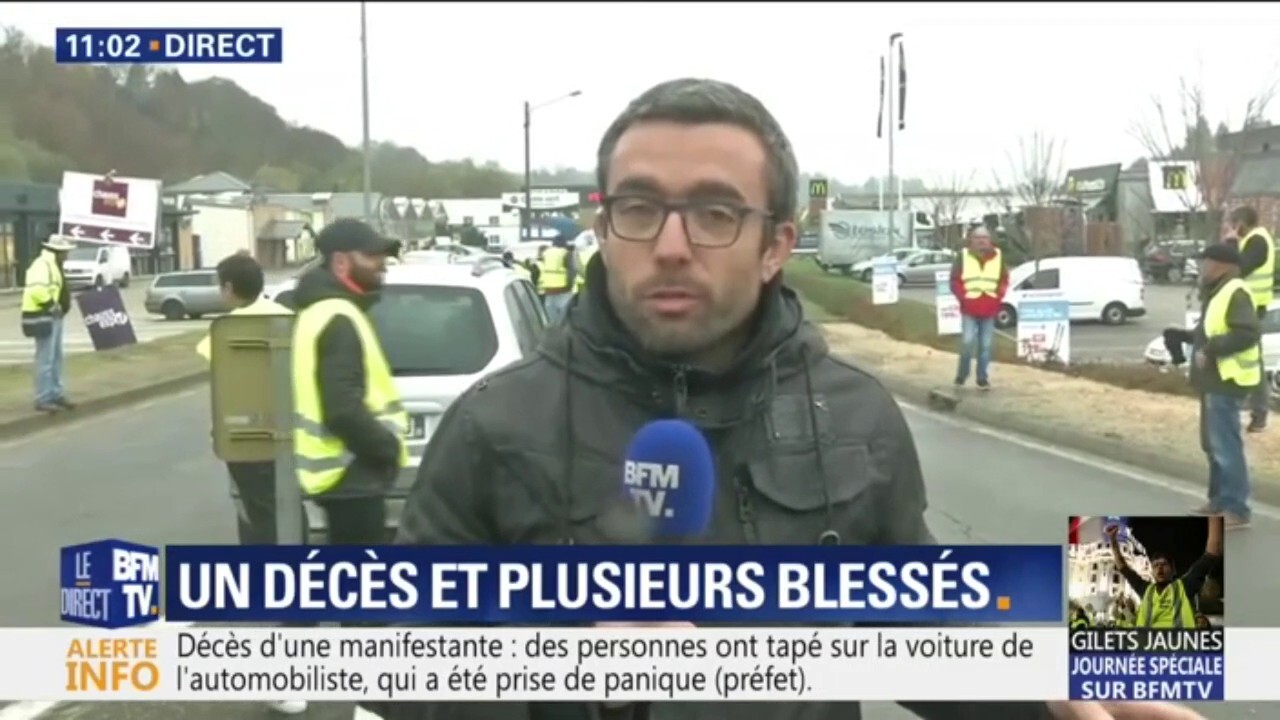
994,132,1067,207
991,132,1068,259
927,171,976,248
1131,74,1279,236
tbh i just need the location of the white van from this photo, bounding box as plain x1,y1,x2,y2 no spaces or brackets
61,244,133,290
996,256,1145,329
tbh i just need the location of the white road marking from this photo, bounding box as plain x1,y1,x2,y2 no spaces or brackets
899,399,1280,522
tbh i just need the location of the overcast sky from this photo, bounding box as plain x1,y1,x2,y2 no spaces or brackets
9,2,1280,187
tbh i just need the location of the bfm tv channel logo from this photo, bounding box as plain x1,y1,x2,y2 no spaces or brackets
60,539,160,629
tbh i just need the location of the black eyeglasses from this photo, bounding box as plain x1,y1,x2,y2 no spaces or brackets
601,194,773,248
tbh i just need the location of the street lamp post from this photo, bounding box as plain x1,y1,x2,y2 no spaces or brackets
359,1,373,223
521,90,583,241
886,32,903,248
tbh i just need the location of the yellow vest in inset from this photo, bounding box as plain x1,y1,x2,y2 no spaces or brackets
1135,579,1197,629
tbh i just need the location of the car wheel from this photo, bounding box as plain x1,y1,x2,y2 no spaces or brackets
1102,302,1127,325
119,272,130,288
860,268,873,283
996,305,1017,329
161,300,185,321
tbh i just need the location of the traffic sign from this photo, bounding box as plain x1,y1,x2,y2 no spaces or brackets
58,171,160,249
809,179,829,199
59,222,152,247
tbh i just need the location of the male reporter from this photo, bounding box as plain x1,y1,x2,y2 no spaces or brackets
365,79,1204,720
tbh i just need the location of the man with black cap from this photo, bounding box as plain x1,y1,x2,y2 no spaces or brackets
1185,242,1260,529
290,218,408,548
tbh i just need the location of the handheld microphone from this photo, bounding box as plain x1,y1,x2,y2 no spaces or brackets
622,419,716,538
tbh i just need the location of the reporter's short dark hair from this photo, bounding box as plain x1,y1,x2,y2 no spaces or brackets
1230,205,1259,228
216,253,264,301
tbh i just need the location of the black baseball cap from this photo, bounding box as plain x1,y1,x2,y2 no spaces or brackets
1198,243,1240,265
315,218,400,257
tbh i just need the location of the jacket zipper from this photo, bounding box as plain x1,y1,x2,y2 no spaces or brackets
733,469,759,544
672,365,689,416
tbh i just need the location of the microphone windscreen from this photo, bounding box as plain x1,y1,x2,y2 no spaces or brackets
622,419,716,538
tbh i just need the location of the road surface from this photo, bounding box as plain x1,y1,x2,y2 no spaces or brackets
896,281,1192,363
0,389,1273,719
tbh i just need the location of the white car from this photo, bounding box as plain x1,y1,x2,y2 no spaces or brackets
850,247,924,282
258,258,549,543
997,256,1146,329
1144,300,1280,386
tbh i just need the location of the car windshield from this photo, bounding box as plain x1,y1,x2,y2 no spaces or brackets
66,248,97,261
369,285,498,376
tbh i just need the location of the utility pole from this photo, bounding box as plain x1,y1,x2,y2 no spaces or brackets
886,32,903,248
521,91,582,243
522,100,532,242
360,1,373,223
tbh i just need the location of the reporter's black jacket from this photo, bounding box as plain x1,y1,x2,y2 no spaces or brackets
362,255,1054,720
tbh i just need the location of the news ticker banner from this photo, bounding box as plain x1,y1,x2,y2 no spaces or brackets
61,541,1063,626
7,627,1280,703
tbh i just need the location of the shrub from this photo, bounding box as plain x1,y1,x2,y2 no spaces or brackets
785,259,1196,398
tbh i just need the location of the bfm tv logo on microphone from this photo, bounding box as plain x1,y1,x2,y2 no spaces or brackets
625,460,679,518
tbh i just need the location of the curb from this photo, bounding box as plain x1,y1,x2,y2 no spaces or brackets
869,367,1280,509
0,370,208,441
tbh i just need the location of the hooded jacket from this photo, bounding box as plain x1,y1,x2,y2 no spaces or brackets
362,255,1053,720
291,266,402,497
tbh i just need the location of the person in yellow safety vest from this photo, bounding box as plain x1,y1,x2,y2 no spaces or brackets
949,227,1009,390
22,235,76,413
538,237,574,324
1106,518,1222,629
1069,605,1091,631
290,219,409,553
193,253,306,717
574,242,598,293
1189,243,1261,527
1227,205,1275,433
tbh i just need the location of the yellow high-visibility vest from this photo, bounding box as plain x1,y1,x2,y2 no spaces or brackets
1135,579,1197,629
538,246,569,293
1204,277,1262,388
574,246,598,292
20,251,64,335
1241,227,1275,307
196,297,293,362
291,297,408,496
961,249,1003,299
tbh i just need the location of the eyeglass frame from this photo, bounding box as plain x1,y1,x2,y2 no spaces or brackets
599,193,776,248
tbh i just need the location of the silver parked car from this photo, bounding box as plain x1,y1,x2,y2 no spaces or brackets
896,249,956,286
144,269,232,320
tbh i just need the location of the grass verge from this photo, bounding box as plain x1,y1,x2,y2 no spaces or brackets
0,330,209,416
786,258,1194,398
